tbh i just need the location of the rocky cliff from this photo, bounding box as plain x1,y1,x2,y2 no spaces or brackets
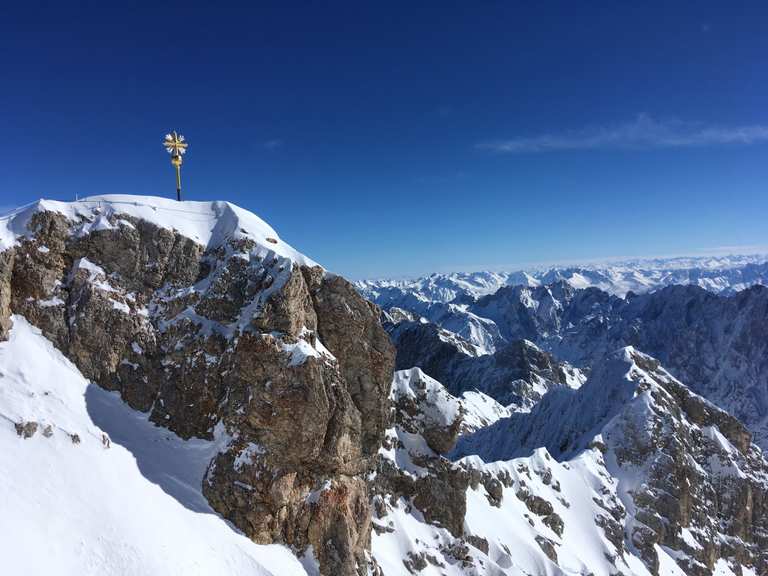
369,350,768,575
5,196,767,576
454,347,768,575
385,314,586,411
0,196,395,576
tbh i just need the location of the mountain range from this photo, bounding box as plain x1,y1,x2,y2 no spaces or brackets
1,196,766,576
358,254,768,302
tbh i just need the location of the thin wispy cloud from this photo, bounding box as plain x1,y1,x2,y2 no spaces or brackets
263,139,284,150
432,246,768,277
477,114,768,153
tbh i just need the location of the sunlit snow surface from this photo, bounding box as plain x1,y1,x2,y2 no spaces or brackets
0,316,308,576
358,254,768,302
0,194,317,267
372,351,763,575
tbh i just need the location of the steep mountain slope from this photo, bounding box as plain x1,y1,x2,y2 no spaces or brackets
454,347,768,575
372,355,768,575
386,316,585,410
379,276,768,451
469,282,768,448
1,316,308,576
0,195,395,576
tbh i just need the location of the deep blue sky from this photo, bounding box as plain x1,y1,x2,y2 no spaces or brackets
1,1,767,279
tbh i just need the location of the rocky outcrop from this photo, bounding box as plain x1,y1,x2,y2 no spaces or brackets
0,201,395,576
373,368,469,539
73,214,205,292
311,273,395,459
455,348,768,575
387,314,585,409
0,248,14,340
610,355,768,575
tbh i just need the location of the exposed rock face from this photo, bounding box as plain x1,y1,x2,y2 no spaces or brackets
386,318,478,386
0,201,395,576
455,347,768,575
74,214,205,291
374,367,470,540
387,315,585,410
383,278,768,451
0,249,14,339
311,274,395,459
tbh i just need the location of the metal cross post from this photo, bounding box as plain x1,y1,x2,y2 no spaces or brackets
163,131,188,201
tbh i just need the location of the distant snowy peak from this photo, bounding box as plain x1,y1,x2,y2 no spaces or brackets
390,367,512,437
358,270,520,303
358,254,768,303
0,195,317,267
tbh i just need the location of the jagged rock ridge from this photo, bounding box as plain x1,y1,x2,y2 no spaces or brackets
379,277,768,451
372,353,768,575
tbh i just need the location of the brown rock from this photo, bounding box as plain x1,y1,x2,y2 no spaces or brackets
0,249,14,340
310,272,395,458
15,420,38,438
1,206,396,576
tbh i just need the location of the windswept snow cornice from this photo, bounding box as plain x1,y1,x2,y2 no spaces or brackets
0,195,318,268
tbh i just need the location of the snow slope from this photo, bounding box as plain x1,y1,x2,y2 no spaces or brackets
390,367,512,435
372,356,768,575
372,349,767,575
0,195,317,267
0,316,309,576
452,347,768,573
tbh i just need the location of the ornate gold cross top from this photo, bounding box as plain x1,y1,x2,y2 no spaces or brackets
163,131,188,201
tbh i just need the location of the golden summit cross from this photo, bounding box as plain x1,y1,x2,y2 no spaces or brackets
163,131,188,201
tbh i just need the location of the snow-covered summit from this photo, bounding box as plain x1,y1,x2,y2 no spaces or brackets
0,193,395,575
0,195,317,267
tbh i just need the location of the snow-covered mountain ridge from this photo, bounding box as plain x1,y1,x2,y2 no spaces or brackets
0,195,317,266
384,280,768,451
372,356,768,575
358,253,768,303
